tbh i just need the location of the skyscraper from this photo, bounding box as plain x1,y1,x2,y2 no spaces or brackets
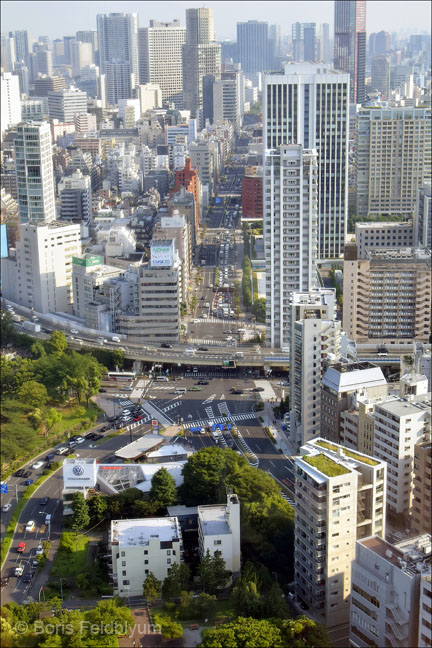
15,121,56,223
97,13,138,85
237,20,271,74
138,20,186,107
264,144,319,350
182,8,221,118
264,63,349,259
334,0,366,104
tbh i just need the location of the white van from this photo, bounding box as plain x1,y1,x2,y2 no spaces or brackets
156,376,169,382
175,387,187,394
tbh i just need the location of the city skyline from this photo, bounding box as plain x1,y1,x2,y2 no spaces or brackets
2,0,431,41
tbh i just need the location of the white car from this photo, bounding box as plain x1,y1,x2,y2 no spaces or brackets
70,329,78,335
26,520,35,533
32,461,44,470
75,437,85,444
35,543,43,555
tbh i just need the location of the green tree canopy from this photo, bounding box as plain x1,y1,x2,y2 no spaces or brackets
199,617,284,648
149,467,177,509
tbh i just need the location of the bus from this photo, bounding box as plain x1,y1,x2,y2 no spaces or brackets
106,371,136,382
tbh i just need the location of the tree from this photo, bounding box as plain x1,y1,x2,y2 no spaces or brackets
153,614,183,639
149,467,177,509
143,572,161,603
18,379,47,408
198,550,229,594
71,492,90,533
88,496,108,524
47,330,67,358
200,617,284,648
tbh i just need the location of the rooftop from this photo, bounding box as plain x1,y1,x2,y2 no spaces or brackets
198,504,231,536
302,453,350,477
111,517,181,546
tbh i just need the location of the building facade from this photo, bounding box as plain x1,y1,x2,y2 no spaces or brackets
295,438,387,628
263,63,349,258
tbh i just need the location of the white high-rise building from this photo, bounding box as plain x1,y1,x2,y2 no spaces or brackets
47,86,87,122
1,221,81,313
295,438,387,628
138,20,185,106
1,72,21,134
263,63,349,258
96,13,138,84
264,144,319,349
287,288,340,448
15,121,55,223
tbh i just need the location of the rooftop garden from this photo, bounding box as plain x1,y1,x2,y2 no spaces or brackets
302,453,350,477
315,440,379,466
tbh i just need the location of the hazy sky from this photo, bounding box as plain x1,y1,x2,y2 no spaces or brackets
2,0,431,40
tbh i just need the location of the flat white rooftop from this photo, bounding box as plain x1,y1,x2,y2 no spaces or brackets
111,517,181,546
198,505,231,536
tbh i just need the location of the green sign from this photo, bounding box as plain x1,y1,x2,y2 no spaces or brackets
72,256,103,267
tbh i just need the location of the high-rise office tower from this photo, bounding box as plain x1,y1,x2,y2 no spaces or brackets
97,13,138,85
264,63,349,259
294,438,387,628
371,54,390,97
12,30,30,64
1,72,21,134
15,121,55,223
138,20,186,107
356,106,431,220
264,144,319,349
334,0,366,104
182,8,221,118
237,20,272,74
287,289,340,447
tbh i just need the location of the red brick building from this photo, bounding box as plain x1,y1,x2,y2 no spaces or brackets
242,174,263,220
170,157,201,233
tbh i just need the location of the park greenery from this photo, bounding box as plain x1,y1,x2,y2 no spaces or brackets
0,313,110,474
0,598,134,647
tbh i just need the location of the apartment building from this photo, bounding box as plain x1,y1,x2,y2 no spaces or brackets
412,438,432,536
373,393,431,516
288,289,340,449
354,221,414,259
295,438,387,628
263,63,349,259
355,106,431,220
264,145,319,350
138,20,185,106
350,534,431,648
15,121,56,224
1,220,81,313
198,494,241,576
343,247,432,344
110,517,183,597
321,362,388,443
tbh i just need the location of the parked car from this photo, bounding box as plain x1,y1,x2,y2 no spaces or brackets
17,542,26,553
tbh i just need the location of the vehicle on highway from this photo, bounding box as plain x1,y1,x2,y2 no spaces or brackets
32,461,44,470
2,502,12,512
35,543,43,555
25,520,35,532
39,497,49,505
17,542,26,553
24,479,34,486
57,447,68,455
0,576,10,587
160,343,172,348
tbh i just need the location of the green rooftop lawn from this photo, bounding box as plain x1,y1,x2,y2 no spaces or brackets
315,440,379,466
303,453,350,477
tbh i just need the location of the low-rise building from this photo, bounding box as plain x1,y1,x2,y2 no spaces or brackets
110,517,183,596
198,493,241,577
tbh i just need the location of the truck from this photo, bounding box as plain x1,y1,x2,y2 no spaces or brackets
22,321,41,333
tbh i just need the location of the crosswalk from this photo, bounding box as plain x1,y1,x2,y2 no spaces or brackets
182,411,257,429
